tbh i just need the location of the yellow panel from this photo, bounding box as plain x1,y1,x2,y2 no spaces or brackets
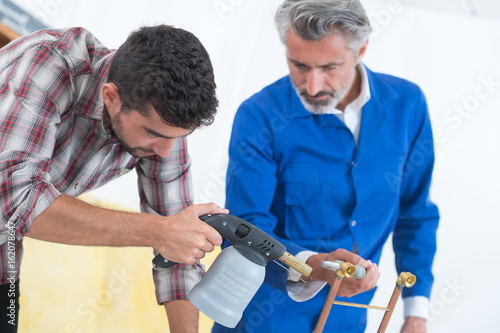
19,194,219,332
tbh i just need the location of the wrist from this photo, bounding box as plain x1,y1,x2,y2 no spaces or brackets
402,316,426,332
134,212,164,249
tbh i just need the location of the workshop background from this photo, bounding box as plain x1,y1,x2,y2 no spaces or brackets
1,0,499,332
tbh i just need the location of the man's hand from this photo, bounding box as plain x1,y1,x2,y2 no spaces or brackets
154,203,228,265
401,317,426,333
306,248,379,297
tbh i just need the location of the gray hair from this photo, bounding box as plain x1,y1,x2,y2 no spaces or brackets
275,0,372,52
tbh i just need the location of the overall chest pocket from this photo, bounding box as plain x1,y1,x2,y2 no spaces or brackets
283,164,351,242
284,165,326,241
284,165,319,205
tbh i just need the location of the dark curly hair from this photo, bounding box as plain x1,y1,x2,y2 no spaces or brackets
108,25,218,129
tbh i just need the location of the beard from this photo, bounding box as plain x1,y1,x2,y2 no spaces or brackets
294,68,356,114
104,108,155,158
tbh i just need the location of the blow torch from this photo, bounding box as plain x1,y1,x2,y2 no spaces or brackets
153,214,312,328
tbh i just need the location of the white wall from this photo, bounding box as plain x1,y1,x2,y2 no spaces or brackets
13,0,500,332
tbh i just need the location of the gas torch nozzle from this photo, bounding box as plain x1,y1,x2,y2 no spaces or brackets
278,251,313,278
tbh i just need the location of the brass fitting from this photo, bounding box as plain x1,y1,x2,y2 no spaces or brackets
396,272,416,288
321,260,356,278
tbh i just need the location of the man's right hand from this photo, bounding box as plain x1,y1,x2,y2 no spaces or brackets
154,203,228,265
306,248,380,297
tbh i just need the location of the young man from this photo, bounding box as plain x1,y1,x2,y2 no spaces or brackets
216,1,439,332
0,25,226,332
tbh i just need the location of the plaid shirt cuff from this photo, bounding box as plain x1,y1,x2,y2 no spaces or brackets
153,263,204,305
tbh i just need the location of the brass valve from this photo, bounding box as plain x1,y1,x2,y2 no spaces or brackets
396,272,416,289
321,260,357,278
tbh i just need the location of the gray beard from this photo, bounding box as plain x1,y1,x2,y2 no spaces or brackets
294,68,356,115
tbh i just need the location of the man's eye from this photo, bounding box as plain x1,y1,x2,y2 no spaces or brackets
294,64,309,71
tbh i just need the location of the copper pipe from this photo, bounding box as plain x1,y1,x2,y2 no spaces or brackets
377,284,402,333
313,276,343,333
314,260,365,332
377,272,416,333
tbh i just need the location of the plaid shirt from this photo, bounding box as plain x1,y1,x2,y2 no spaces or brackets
0,27,203,303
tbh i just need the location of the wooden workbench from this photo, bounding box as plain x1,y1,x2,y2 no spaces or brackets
0,21,20,48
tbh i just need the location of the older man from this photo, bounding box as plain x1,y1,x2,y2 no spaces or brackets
215,0,439,332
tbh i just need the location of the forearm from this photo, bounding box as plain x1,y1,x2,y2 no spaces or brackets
26,194,225,265
164,300,199,333
26,194,158,247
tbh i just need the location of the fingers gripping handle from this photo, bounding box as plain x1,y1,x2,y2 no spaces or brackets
152,214,216,269
153,214,287,269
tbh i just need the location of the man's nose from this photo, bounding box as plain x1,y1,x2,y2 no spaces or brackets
153,139,175,158
305,69,325,97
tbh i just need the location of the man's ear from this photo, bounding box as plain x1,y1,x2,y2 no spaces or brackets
102,82,121,115
356,39,369,65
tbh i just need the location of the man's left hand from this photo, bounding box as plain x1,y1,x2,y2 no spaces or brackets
401,316,426,333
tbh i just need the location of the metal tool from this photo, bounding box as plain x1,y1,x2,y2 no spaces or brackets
321,260,366,280
152,213,312,328
153,213,312,277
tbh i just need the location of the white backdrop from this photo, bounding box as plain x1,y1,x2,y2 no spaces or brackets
14,0,500,332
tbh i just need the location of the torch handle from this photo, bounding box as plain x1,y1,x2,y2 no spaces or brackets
153,214,288,269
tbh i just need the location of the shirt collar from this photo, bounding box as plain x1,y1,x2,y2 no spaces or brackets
321,63,371,115
350,63,371,112
73,52,115,121
358,64,371,102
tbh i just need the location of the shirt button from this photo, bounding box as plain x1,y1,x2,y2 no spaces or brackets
118,170,125,175
74,183,81,189
351,220,357,227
